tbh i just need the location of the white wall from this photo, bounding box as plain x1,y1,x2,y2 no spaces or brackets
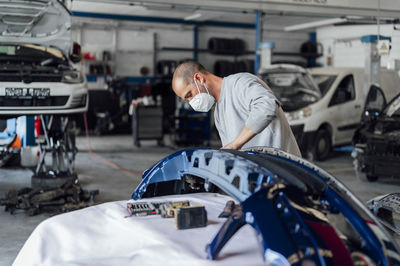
71,17,309,77
316,24,400,69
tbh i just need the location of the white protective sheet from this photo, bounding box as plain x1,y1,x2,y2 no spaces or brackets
13,193,266,266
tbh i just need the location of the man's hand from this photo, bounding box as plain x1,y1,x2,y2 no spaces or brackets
222,142,238,150
221,126,256,150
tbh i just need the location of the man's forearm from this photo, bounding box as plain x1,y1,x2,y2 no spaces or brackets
222,126,256,150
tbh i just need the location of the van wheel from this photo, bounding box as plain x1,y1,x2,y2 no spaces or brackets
313,129,331,161
366,175,378,182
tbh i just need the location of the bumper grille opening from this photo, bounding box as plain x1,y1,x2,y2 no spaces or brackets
70,94,87,108
0,96,69,107
0,69,63,82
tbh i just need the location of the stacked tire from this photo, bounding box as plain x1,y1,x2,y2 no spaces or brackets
208,38,246,55
156,60,178,77
214,59,254,77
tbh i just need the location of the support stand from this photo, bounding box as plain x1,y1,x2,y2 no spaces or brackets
31,115,78,189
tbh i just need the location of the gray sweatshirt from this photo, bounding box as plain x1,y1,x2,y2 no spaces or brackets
214,73,301,157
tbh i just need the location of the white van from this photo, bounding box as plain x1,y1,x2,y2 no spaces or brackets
259,66,400,160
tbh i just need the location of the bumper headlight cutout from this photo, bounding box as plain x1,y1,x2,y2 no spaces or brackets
62,71,84,84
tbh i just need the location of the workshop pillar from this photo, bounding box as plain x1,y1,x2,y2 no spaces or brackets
361,35,391,96
254,10,263,74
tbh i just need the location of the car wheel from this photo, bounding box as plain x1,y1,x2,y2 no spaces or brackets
313,129,331,161
366,175,378,182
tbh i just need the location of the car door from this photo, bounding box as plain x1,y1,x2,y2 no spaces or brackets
328,74,361,144
362,84,387,123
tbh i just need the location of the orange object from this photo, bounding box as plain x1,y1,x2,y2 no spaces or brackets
10,136,21,149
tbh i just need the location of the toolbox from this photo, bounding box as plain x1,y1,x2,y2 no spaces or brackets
132,105,163,147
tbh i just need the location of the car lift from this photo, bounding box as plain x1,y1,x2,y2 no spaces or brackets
31,115,78,188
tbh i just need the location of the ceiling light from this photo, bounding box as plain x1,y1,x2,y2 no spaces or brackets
184,13,202,21
284,18,347,31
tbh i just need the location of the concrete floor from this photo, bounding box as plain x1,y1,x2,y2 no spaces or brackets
1,135,400,265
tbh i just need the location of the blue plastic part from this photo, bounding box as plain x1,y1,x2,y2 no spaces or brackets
206,204,245,260
258,42,274,49
278,193,325,265
23,116,35,147
86,75,97,82
262,152,388,264
132,148,277,202
207,189,321,263
361,35,392,43
244,189,325,264
131,148,399,265
333,146,354,152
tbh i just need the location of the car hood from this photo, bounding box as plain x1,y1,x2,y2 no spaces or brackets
0,0,71,55
258,64,308,74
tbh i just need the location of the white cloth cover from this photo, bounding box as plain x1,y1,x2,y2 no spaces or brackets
13,193,267,266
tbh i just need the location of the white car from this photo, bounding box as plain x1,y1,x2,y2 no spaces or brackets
0,0,88,116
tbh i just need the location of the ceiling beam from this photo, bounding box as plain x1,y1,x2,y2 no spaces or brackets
72,11,255,28
102,0,400,18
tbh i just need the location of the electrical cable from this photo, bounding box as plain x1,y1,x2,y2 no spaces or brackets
83,112,142,177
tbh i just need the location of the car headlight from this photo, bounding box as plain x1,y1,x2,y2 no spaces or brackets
286,107,312,121
62,71,84,84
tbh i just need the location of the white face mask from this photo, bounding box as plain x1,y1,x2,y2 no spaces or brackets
189,78,215,112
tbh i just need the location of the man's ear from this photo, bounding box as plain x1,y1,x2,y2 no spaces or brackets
193,73,200,82
194,73,205,84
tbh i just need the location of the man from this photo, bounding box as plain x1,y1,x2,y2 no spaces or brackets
172,61,301,157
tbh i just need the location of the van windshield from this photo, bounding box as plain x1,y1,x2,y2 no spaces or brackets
311,74,337,96
260,71,321,112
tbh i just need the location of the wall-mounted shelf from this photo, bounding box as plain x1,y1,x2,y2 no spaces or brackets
160,47,321,58
273,52,322,58
116,50,154,55
159,46,254,56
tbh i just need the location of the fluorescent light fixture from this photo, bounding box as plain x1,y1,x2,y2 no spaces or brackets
71,0,148,12
346,15,364,20
184,13,202,21
284,18,347,31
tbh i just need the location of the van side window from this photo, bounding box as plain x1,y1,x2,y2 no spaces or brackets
329,75,355,106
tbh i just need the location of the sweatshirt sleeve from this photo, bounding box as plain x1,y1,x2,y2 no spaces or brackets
243,79,277,134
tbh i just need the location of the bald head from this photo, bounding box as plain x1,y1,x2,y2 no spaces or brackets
172,61,209,101
173,61,208,87
172,60,222,102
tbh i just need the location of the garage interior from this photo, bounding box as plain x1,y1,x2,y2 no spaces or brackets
1,0,400,265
